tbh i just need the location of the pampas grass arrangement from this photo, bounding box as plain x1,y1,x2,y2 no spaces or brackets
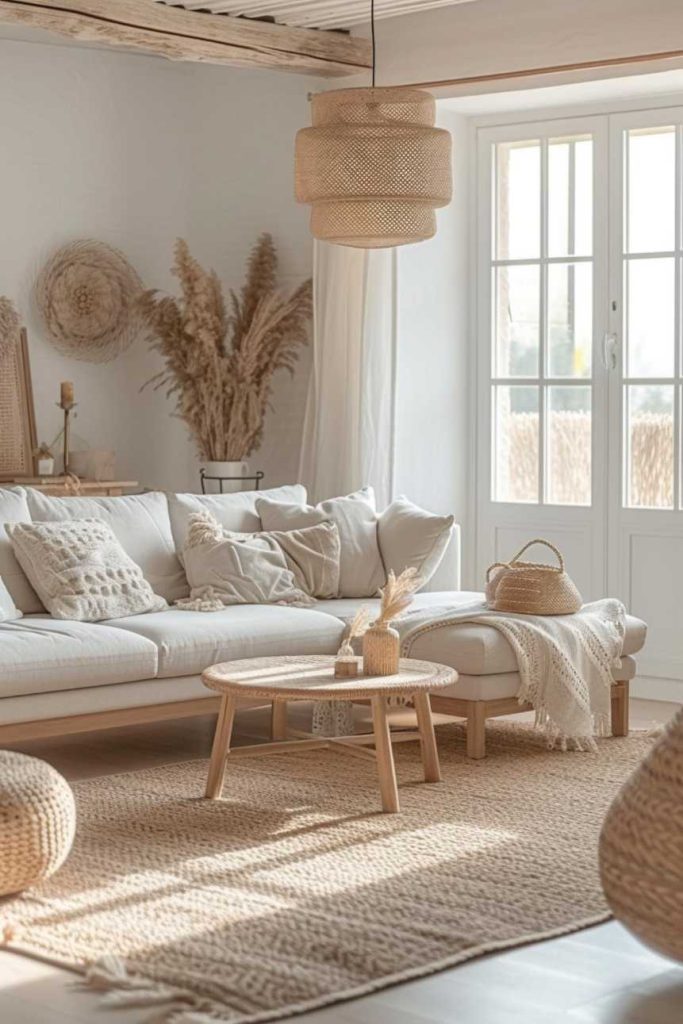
0,297,20,365
363,568,423,677
139,235,312,461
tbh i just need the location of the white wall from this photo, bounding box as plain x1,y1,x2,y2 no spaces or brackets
0,35,315,493
394,108,471,588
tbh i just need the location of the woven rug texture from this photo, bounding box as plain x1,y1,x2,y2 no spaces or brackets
1,723,649,1023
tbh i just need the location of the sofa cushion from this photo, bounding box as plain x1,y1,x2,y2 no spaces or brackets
0,615,158,699
436,657,637,702
8,518,167,622
105,605,345,678
378,497,454,589
0,486,42,613
314,591,648,675
257,487,385,599
168,485,306,556
26,489,187,604
0,576,21,621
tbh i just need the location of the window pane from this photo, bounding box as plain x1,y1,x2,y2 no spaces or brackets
626,258,675,378
548,263,592,377
496,140,540,259
549,136,592,257
547,387,592,505
494,386,539,502
627,127,675,253
495,266,540,376
627,385,674,509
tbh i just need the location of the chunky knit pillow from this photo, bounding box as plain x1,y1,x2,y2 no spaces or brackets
7,519,167,622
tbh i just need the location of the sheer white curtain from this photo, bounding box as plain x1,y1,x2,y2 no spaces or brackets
299,241,397,506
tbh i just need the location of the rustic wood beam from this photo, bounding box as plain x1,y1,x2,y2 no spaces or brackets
0,0,372,76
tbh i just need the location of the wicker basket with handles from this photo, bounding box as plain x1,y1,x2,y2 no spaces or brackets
486,539,582,615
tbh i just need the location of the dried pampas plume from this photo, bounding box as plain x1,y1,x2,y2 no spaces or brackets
337,605,373,657
0,297,20,365
376,568,423,626
139,234,312,461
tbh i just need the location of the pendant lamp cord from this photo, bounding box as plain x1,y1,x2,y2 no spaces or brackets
371,0,376,87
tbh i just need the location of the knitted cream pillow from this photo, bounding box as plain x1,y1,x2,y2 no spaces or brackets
7,519,167,622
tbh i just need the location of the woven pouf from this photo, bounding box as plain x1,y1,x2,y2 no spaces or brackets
0,751,76,897
599,708,683,961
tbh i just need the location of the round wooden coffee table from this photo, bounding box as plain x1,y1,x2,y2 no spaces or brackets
202,655,457,814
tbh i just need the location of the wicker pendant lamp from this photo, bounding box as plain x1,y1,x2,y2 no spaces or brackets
294,1,452,248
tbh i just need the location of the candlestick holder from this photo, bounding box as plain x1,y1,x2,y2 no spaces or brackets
56,400,77,477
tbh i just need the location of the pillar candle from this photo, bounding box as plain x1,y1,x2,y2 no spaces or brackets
60,381,74,407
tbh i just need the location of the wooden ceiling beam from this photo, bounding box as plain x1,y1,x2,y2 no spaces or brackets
0,0,372,76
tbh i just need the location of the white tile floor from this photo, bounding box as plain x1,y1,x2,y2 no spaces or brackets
1,699,681,1024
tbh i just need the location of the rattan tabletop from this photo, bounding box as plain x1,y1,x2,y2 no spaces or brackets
202,654,457,701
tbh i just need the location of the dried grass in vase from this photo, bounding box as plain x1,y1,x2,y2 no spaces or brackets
363,568,423,677
138,235,312,461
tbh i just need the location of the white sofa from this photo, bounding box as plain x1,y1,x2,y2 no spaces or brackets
0,485,646,758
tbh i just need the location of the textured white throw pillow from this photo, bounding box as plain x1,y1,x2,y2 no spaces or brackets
256,487,385,599
179,511,336,608
378,497,454,589
0,576,21,621
7,519,167,622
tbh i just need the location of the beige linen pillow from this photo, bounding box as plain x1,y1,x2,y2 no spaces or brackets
0,576,21,621
378,497,455,588
0,486,43,613
179,511,337,608
256,487,385,599
7,519,167,622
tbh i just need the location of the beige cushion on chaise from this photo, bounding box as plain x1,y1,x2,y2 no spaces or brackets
104,605,346,679
0,616,158,699
314,592,647,675
439,656,638,702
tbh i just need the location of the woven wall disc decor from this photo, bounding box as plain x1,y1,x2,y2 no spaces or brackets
36,240,143,362
0,296,20,365
295,87,453,249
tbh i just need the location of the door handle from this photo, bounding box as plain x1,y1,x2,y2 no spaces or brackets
602,332,618,371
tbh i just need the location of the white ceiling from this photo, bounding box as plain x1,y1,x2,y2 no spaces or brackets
154,0,478,31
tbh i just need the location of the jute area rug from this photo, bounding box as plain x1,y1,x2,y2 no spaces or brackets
2,723,648,1024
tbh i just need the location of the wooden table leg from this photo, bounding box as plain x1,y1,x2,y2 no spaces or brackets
413,692,441,783
271,699,288,741
205,695,236,799
371,695,400,813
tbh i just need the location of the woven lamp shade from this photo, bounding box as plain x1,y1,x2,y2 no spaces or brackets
295,87,452,248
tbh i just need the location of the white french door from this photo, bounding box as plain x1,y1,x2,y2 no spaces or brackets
475,116,610,604
607,108,683,697
476,107,683,698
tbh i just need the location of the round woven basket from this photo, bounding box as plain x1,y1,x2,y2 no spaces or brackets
486,539,583,615
599,707,683,962
0,750,76,897
295,86,452,248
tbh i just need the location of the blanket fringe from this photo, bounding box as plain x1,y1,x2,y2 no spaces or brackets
80,956,229,1023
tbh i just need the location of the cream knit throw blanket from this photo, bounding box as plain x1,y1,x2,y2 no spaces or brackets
392,598,626,751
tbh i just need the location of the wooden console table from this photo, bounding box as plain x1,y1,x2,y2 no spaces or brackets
6,478,139,497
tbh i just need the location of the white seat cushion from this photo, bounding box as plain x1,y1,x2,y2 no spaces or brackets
437,657,637,702
0,616,158,699
0,486,42,613
315,591,647,675
26,490,187,604
104,605,345,678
